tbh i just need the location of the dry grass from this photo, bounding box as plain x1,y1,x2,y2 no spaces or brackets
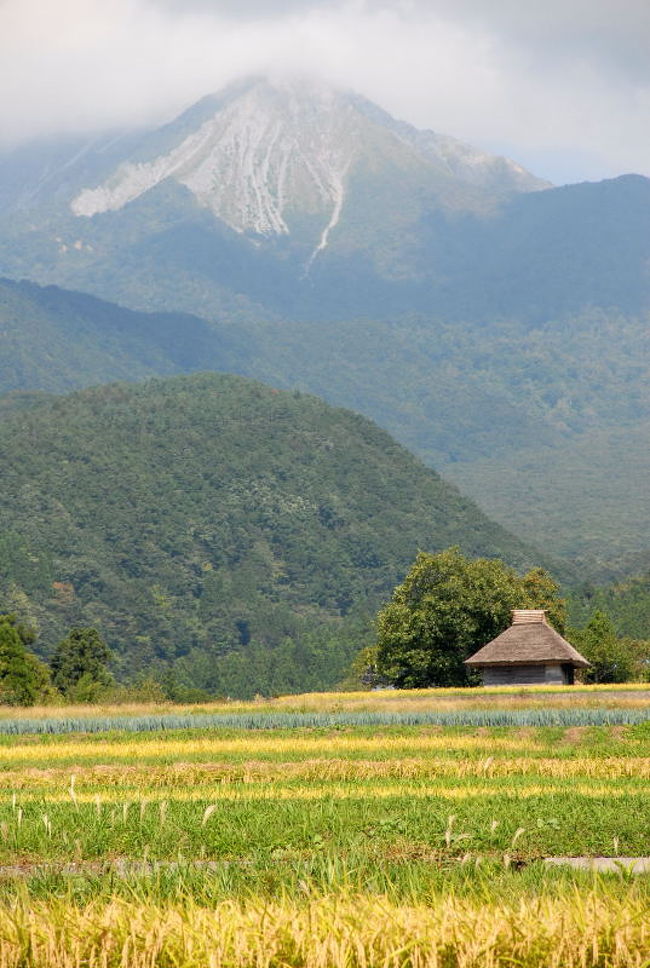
0,731,540,766
1,681,648,722
1,781,640,804
1,754,649,796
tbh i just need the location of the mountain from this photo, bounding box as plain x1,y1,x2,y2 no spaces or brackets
1,76,546,225
0,373,539,698
0,75,548,319
1,76,649,573
0,277,248,394
68,77,545,242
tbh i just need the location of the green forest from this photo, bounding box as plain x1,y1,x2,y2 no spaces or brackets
0,372,539,699
1,372,649,700
2,276,649,573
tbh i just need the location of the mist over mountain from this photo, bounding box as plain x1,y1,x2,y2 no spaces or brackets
1,75,649,573
68,77,546,241
5,75,648,327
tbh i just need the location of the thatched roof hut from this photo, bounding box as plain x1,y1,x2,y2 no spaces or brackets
465,609,589,686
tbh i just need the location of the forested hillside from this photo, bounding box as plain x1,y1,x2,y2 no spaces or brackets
2,276,649,574
0,373,537,697
0,277,246,394
569,571,650,640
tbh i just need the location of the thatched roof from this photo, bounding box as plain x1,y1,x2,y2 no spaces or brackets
465,610,589,668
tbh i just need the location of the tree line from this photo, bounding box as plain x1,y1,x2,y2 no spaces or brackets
0,616,168,706
2,548,649,706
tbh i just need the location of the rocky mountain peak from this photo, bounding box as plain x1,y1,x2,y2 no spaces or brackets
71,76,358,244
69,75,548,257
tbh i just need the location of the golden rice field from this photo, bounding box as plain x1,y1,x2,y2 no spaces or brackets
2,680,648,721
3,893,650,968
0,684,648,966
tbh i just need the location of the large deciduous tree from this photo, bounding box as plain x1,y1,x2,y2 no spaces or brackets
375,548,565,688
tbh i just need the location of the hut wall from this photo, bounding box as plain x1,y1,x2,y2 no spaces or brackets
481,664,566,686
544,664,566,684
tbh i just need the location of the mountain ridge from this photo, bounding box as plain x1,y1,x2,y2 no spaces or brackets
0,276,249,393
67,75,548,270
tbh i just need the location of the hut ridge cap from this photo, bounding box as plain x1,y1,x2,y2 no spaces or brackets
512,609,547,625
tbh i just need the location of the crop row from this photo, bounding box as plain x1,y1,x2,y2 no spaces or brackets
1,723,648,768
0,787,647,861
0,890,648,968
3,755,650,794
1,706,649,735
0,730,541,763
3,778,650,805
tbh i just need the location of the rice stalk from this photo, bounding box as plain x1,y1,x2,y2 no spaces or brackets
0,892,647,967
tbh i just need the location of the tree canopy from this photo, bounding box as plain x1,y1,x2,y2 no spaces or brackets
567,610,640,684
0,614,54,705
51,627,112,700
375,548,565,688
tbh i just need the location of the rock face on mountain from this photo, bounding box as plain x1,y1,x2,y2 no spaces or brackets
71,79,361,247
68,77,546,256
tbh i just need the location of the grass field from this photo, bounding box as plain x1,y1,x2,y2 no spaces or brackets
0,685,648,965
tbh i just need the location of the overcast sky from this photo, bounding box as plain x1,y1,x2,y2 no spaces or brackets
1,0,649,184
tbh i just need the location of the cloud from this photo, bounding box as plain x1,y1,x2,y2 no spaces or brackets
425,0,650,77
1,0,649,183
